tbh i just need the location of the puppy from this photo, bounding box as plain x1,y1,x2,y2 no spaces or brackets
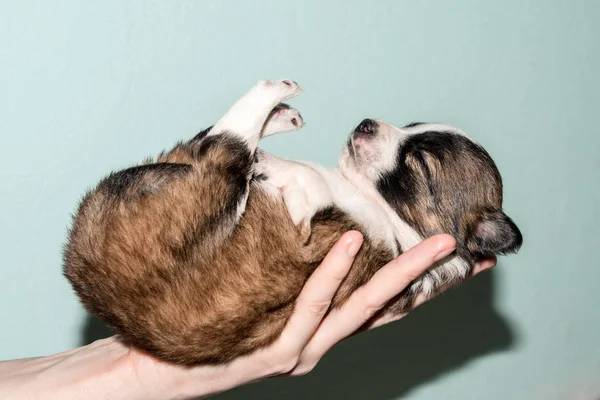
63,80,522,365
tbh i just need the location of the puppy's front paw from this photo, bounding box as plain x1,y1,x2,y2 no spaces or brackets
262,104,305,137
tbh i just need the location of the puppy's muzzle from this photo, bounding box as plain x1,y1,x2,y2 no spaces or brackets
354,119,378,137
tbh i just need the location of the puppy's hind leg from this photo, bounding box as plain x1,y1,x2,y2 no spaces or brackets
209,80,303,151
176,80,303,227
261,104,305,138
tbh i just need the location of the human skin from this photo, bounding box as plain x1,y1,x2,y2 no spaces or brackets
0,232,495,400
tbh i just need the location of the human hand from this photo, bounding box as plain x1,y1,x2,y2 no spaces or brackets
123,231,495,400
1,231,494,400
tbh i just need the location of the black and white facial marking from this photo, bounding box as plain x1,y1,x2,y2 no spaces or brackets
341,119,402,182
340,120,522,265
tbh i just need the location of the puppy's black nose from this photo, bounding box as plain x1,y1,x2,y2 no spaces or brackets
355,119,377,135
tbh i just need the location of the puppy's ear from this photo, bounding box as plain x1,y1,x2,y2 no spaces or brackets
464,206,523,256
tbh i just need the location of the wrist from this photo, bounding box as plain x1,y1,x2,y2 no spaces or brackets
0,338,147,400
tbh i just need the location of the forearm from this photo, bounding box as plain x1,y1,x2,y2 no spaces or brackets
0,234,473,400
0,337,267,400
0,338,147,400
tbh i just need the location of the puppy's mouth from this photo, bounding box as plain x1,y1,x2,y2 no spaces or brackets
347,119,378,157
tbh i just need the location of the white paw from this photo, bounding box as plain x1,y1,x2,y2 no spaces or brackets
209,79,303,148
273,104,305,129
262,104,305,137
256,79,303,102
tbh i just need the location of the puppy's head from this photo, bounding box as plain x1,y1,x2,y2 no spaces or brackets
339,119,522,262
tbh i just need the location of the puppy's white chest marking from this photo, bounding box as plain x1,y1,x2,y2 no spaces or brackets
257,155,471,298
306,163,400,250
256,156,398,250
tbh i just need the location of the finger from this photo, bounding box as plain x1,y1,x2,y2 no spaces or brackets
356,234,455,307
368,255,498,330
363,311,407,330
277,231,364,353
297,234,455,366
471,256,497,276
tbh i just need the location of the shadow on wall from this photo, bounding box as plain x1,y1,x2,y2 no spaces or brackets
81,268,516,400
81,314,114,345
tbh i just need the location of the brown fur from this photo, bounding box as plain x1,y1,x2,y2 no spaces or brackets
64,122,522,365
64,133,393,365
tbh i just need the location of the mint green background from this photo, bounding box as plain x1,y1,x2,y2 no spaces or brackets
1,1,598,399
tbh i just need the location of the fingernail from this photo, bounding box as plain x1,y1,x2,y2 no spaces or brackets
347,237,363,257
433,247,455,262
